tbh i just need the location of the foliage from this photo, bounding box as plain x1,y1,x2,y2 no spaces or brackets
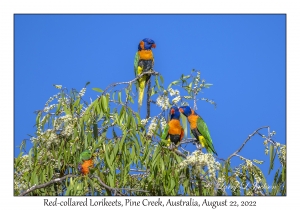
14,70,286,196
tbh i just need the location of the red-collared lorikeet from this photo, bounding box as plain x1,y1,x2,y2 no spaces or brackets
161,106,184,147
134,38,156,111
179,106,217,155
78,150,93,175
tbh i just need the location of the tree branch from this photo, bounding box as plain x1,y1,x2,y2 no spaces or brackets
101,70,159,96
19,174,77,196
227,126,270,160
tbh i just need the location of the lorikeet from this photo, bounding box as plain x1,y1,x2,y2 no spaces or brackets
78,150,93,175
161,106,184,147
179,106,218,155
134,38,156,111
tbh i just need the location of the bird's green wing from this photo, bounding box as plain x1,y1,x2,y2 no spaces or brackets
134,52,140,77
80,150,92,161
161,124,170,140
197,116,217,155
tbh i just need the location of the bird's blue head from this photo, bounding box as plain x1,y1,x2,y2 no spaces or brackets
138,38,156,51
179,106,192,117
170,106,180,120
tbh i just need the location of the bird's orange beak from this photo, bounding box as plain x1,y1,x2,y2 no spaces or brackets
170,108,175,114
179,108,183,113
152,44,156,48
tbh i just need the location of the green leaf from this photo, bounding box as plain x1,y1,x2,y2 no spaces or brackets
92,88,103,93
56,101,62,115
101,96,108,113
119,131,127,151
155,76,161,91
183,75,191,80
63,103,71,115
268,144,274,174
187,82,192,94
167,80,180,90
159,75,164,84
118,91,122,103
180,112,188,137
28,148,33,167
35,112,41,127
225,161,229,184
150,87,156,96
204,83,213,88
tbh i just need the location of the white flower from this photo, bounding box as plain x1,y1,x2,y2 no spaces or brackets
179,151,219,179
264,148,269,155
156,95,170,110
54,85,62,89
168,88,180,97
141,118,150,126
181,101,189,106
246,159,252,167
160,118,167,130
147,117,158,136
172,96,181,104
78,88,86,97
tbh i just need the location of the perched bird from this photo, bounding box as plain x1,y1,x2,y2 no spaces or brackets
134,38,156,111
179,106,217,155
161,106,184,147
78,150,93,175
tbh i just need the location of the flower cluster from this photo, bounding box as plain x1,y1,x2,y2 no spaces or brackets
172,96,181,104
78,87,86,98
194,71,201,89
168,88,180,97
43,104,57,113
278,144,286,166
31,129,59,149
179,151,220,178
160,117,167,130
168,88,181,105
54,85,62,89
147,117,158,137
156,95,169,110
141,117,151,126
217,174,226,189
54,114,77,137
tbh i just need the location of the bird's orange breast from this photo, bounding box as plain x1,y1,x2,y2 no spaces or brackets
81,159,93,175
187,114,198,129
138,50,154,60
168,119,183,135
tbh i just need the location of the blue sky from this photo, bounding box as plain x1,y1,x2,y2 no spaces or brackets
14,14,286,191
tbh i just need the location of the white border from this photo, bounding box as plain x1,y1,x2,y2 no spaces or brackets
2,0,298,209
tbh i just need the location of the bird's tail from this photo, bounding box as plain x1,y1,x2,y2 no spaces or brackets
198,135,218,155
138,74,148,108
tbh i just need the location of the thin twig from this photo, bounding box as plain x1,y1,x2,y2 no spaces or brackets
92,175,123,196
20,174,77,196
227,126,269,160
101,70,159,96
173,149,187,159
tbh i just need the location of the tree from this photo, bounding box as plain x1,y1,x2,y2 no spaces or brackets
14,70,286,196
